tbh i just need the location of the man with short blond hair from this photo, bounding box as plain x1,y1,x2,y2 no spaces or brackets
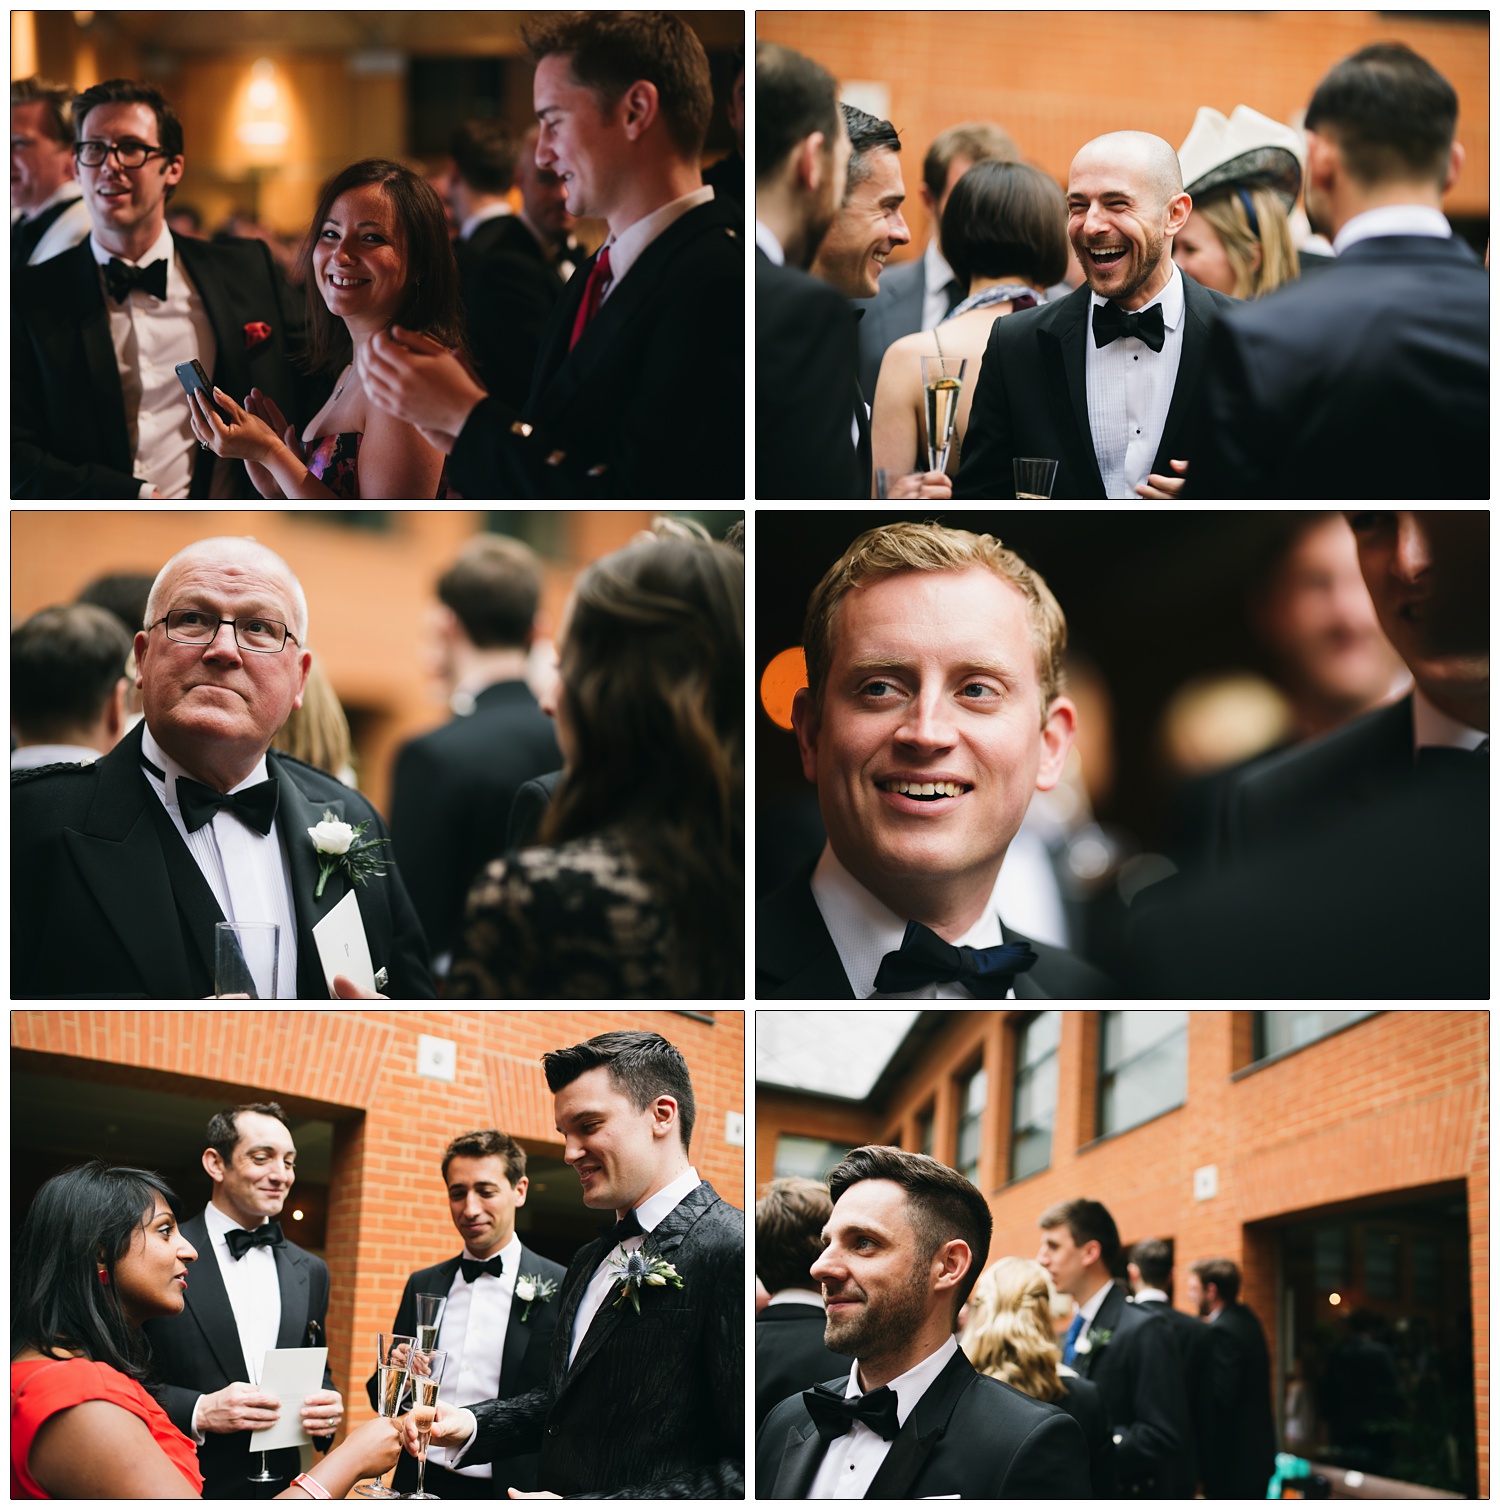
757,519,1112,998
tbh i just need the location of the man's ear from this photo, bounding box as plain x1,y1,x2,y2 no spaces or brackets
512,1175,529,1209
797,132,826,194
619,80,660,141
1304,130,1337,198
1164,189,1192,239
202,1147,226,1186
1036,695,1077,792
1442,139,1464,196
790,684,820,784
649,1093,679,1141
931,1237,973,1299
1080,1238,1103,1270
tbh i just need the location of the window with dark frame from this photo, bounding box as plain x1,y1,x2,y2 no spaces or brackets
1097,1011,1187,1138
955,1060,987,1184
1010,1010,1060,1182
1256,1011,1378,1062
914,1102,935,1157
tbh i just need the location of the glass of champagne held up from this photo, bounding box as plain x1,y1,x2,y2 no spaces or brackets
413,1293,447,1354
403,1348,450,1500
921,355,967,474
355,1334,414,1498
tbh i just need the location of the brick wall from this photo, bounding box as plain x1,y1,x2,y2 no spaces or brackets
757,10,1491,253
757,1009,1487,1493
12,1009,744,1432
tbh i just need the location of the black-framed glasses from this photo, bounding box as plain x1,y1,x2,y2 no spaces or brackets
74,138,170,170
151,609,299,654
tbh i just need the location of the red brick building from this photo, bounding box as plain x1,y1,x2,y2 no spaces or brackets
757,1010,1487,1496
13,1009,745,1431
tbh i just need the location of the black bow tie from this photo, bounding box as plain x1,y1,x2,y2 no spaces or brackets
460,1254,504,1284
104,256,168,304
604,1209,644,1247
803,1381,902,1443
873,919,1038,999
226,1220,285,1260
177,774,280,835
1092,299,1165,352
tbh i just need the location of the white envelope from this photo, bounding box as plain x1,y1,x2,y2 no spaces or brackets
249,1346,327,1451
312,889,376,997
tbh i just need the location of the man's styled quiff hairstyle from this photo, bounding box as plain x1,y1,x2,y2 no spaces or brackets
543,1030,696,1152
441,1128,527,1185
1038,1197,1121,1269
755,1177,833,1295
802,521,1068,719
828,1145,992,1318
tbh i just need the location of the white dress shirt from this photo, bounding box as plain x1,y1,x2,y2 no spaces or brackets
809,843,1016,1000
140,724,300,996
919,237,960,332
459,201,514,243
1411,686,1487,754
807,1335,959,1499
754,219,785,266
1332,203,1452,256
768,1287,825,1308
15,180,91,265
1086,260,1185,498
193,1201,283,1436
429,1232,524,1477
91,223,219,500
1073,1277,1114,1335
12,742,102,770
567,1165,701,1366
1132,1286,1169,1305
594,185,714,308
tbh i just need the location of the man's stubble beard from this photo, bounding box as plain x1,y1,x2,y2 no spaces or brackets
823,1260,932,1361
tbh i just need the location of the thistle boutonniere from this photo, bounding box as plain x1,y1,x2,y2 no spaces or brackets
606,1245,683,1315
1075,1326,1112,1356
307,811,391,898
515,1273,558,1323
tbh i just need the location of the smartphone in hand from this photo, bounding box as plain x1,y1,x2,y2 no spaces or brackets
174,359,229,423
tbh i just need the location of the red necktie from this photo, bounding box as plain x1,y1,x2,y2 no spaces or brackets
569,245,613,350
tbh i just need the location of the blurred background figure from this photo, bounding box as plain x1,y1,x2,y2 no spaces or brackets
447,523,743,999
871,159,1068,481
514,125,581,281
856,120,1020,399
753,1176,844,1428
10,76,90,266
1174,104,1310,298
76,568,155,730
960,1257,1116,1498
391,533,561,977
271,652,357,785
211,211,301,283
701,43,744,214
11,603,132,769
164,201,203,238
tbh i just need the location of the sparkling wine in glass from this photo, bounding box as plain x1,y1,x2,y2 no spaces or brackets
355,1334,413,1498
404,1348,449,1501
414,1293,447,1354
921,355,967,474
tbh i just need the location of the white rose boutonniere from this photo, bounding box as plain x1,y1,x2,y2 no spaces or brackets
1073,1334,1092,1356
605,1246,683,1315
515,1273,558,1323
308,810,392,898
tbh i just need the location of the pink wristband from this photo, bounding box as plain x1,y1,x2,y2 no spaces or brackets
292,1472,331,1500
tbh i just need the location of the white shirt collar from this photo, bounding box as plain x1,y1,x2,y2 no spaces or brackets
91,220,174,270
1133,1286,1169,1305
12,743,103,769
754,219,786,266
142,722,271,803
205,1198,268,1239
1077,1277,1114,1326
633,1165,701,1232
460,201,513,241
605,185,714,287
1333,204,1451,256
767,1287,824,1307
923,236,955,291
1089,257,1184,328
19,179,84,220
1411,685,1487,752
842,1333,958,1426
809,842,1006,999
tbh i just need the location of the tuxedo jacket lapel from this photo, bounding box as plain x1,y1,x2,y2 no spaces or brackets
863,1348,976,1498
772,1417,828,1498
551,1234,616,1402
1154,274,1215,473
499,1244,542,1390
178,1213,250,1384
68,245,135,476
1038,288,1106,496
267,751,351,999
274,1242,313,1348
756,870,857,999
1075,1282,1125,1378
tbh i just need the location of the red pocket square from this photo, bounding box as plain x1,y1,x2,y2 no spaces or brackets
244,321,272,351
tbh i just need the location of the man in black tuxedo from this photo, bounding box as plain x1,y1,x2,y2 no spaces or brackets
754,1177,846,1428
1127,1238,1213,1495
445,120,570,411
701,48,744,215
12,78,306,499
757,519,1115,999
11,535,434,998
142,1103,343,1497
754,41,860,501
368,1129,566,1497
11,77,91,266
1190,44,1487,499
956,131,1236,499
411,1030,743,1496
758,1145,1089,1497
854,120,1020,400
362,13,741,499
390,533,560,972
1039,1198,1191,1495
1186,1259,1278,1500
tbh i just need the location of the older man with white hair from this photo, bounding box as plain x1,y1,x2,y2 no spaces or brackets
12,535,433,998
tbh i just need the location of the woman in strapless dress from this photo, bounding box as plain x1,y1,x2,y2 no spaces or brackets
187,159,465,499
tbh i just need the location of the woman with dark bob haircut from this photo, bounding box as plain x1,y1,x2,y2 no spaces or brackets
448,521,744,999
188,159,465,499
12,1161,400,1498
873,160,1068,482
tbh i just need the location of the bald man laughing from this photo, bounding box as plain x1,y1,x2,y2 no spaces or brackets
955,131,1238,499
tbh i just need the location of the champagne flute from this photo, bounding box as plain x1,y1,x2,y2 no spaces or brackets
413,1293,447,1354
921,355,967,474
355,1333,414,1498
403,1348,449,1501
1013,456,1060,499
246,1353,277,1484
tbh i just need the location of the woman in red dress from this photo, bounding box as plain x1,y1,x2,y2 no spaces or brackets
12,1161,399,1499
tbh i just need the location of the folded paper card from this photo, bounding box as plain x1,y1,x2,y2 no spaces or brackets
312,889,376,997
249,1346,328,1451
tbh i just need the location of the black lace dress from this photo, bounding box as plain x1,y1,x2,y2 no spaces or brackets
445,830,693,998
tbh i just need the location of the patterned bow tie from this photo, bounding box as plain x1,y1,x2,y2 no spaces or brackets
873,919,1038,999
104,256,168,304
604,1208,644,1246
226,1219,285,1260
460,1254,504,1284
1092,299,1165,352
176,774,280,835
803,1381,902,1442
